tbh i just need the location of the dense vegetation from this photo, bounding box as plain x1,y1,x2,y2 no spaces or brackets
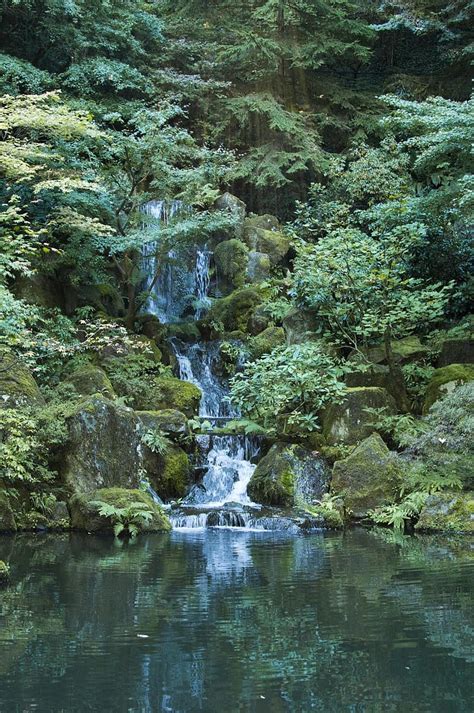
0,0,472,535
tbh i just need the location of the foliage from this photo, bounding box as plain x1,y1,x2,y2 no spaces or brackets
92,500,154,538
0,408,55,484
364,407,427,449
141,429,172,456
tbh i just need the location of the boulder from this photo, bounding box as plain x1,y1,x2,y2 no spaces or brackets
423,364,474,414
137,409,189,440
134,376,201,417
61,396,142,495
246,251,271,283
248,443,330,507
69,488,171,533
214,239,249,294
350,336,429,366
438,338,474,367
214,193,246,237
0,353,44,407
0,490,16,532
331,433,403,518
323,387,397,445
142,444,190,501
282,307,318,345
345,365,402,404
248,325,285,359
205,287,263,334
244,214,280,233
243,226,290,266
65,365,116,399
415,492,474,534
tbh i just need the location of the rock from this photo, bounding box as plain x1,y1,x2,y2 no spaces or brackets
246,251,271,283
331,433,403,518
69,488,171,533
137,409,189,440
205,287,263,334
142,444,190,500
13,273,62,309
48,501,71,530
137,314,164,341
214,239,249,294
350,336,429,366
423,364,474,414
282,307,318,345
65,365,116,399
248,443,330,507
0,490,16,532
415,492,474,533
135,377,201,417
244,214,280,232
0,353,44,407
248,325,285,359
214,193,246,237
61,396,143,495
0,560,9,585
323,387,397,445
438,338,474,367
345,365,402,403
243,226,290,265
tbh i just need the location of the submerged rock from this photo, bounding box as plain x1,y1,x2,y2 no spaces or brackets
415,492,474,534
331,433,403,518
69,488,171,534
0,490,16,532
423,364,474,414
323,387,397,445
248,443,330,507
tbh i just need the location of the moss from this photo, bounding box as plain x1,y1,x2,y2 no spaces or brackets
66,365,116,399
149,446,190,500
302,504,344,530
249,325,285,359
0,352,44,406
0,490,16,532
137,409,189,440
350,336,429,366
205,287,263,334
69,487,172,533
415,492,474,533
166,322,201,343
331,433,403,518
323,387,397,445
214,239,249,293
423,364,474,414
244,214,280,232
243,226,290,266
0,560,10,585
138,377,201,417
246,251,271,283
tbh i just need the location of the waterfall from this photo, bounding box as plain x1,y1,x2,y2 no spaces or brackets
195,248,212,319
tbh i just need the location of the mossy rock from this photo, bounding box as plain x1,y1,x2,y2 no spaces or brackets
345,365,403,404
134,335,163,364
282,307,319,345
137,409,189,440
137,314,164,341
243,226,290,266
143,445,190,501
135,377,201,417
244,214,280,233
300,504,344,530
248,443,330,507
62,396,143,495
415,491,474,533
166,322,201,343
331,433,403,518
69,488,171,533
0,560,10,585
0,490,16,532
214,239,249,293
214,193,246,237
246,251,271,283
205,288,263,334
323,387,397,445
423,364,474,414
350,336,429,366
249,325,285,359
0,353,44,407
65,365,116,399
438,338,474,367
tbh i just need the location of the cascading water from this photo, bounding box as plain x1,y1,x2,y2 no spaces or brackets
194,248,212,319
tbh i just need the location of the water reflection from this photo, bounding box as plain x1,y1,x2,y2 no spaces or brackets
0,530,473,712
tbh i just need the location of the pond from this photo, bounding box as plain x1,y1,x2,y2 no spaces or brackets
0,529,473,712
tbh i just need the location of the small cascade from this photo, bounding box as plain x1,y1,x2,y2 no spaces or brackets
195,248,212,319
173,340,231,419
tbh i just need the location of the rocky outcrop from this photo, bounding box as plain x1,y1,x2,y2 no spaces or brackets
248,443,330,507
69,488,171,533
323,387,397,445
0,353,44,407
331,433,403,518
415,492,474,533
423,364,474,413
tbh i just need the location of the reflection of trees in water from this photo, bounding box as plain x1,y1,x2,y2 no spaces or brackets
0,531,472,712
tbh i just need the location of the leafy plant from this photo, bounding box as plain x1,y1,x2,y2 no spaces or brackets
364,407,426,449
141,429,172,455
92,501,154,538
368,491,429,531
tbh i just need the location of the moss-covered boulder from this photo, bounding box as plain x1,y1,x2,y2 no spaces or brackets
248,443,330,507
423,364,474,414
323,387,397,445
350,336,429,366
0,490,16,532
331,433,403,518
282,307,318,345
345,365,404,404
214,239,249,293
244,214,280,233
134,377,201,417
243,226,290,266
0,560,10,585
62,396,142,495
69,488,171,533
0,353,44,407
415,492,474,533
438,338,474,367
66,365,116,399
137,409,189,440
142,444,190,501
249,325,285,359
246,251,271,283
205,288,263,334
214,192,246,237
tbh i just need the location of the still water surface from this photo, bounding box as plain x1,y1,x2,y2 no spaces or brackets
0,529,473,712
